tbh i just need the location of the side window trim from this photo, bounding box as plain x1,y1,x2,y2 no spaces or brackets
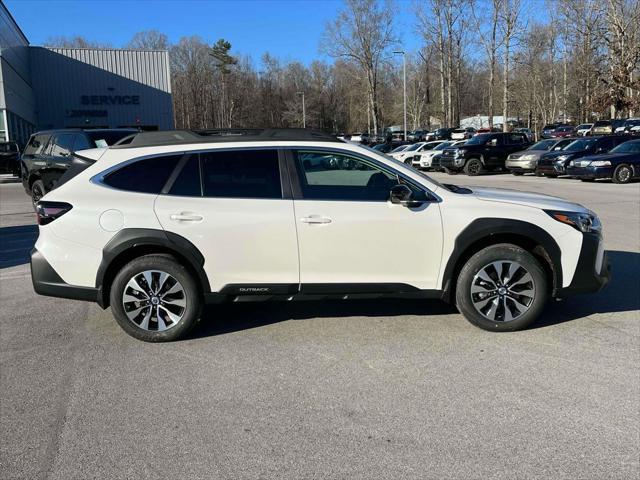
284,147,436,203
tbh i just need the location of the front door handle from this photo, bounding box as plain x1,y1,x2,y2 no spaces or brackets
170,213,204,222
300,215,332,224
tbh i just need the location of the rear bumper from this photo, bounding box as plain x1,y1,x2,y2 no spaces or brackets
31,248,100,303
555,232,610,297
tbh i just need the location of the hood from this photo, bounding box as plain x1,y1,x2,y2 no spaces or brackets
576,152,633,163
468,186,589,212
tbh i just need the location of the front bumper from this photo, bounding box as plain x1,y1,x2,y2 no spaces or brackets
31,248,100,303
506,159,536,172
566,166,614,179
555,232,610,297
439,156,464,170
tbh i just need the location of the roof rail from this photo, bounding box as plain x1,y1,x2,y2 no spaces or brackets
111,128,342,148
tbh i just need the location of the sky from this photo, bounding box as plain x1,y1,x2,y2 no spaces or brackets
6,0,422,66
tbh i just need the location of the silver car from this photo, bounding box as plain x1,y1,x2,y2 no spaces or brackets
506,138,573,175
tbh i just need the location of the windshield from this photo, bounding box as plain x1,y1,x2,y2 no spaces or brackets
577,124,592,129
404,143,424,152
434,142,451,151
529,140,555,150
465,134,492,145
624,120,640,127
565,138,597,151
390,145,409,153
610,141,640,154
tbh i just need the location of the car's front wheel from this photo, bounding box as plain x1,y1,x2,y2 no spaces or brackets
110,254,202,342
455,244,548,331
612,164,632,184
464,158,483,176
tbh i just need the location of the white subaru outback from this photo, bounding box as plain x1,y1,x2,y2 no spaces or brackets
31,129,610,342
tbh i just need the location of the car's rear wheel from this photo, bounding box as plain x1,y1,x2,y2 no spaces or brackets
455,244,548,332
31,179,45,207
110,254,202,342
464,158,483,176
612,164,632,184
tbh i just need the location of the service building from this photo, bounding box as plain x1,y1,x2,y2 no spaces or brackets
0,1,173,147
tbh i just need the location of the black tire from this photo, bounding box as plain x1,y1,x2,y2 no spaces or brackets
110,254,202,342
455,244,548,332
464,158,483,176
31,179,46,207
612,164,632,184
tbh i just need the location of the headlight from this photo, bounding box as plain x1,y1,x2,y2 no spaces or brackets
546,210,602,233
557,154,570,161
455,149,466,157
520,154,535,160
589,160,611,167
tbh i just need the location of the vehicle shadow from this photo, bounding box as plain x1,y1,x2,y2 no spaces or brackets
188,298,457,339
188,250,639,339
0,224,38,269
531,250,640,328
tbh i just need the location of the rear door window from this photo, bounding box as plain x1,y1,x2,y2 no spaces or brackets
103,155,182,194
49,134,75,157
168,154,201,196
200,149,281,199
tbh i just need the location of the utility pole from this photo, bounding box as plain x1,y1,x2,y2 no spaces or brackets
297,91,306,128
394,51,407,141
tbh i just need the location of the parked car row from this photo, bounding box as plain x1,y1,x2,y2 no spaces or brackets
541,119,640,139
398,131,639,185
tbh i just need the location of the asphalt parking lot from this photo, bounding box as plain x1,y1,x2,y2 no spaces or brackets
1,172,638,479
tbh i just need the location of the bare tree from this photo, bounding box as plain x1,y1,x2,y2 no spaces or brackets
126,30,169,50
322,0,397,134
44,36,112,48
473,0,504,128
500,0,522,131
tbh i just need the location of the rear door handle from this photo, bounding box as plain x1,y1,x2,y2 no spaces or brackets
300,215,332,224
170,213,203,222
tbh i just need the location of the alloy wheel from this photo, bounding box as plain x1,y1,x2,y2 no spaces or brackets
122,270,187,331
616,166,631,183
470,261,536,322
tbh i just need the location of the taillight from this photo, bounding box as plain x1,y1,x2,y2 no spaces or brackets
36,201,73,225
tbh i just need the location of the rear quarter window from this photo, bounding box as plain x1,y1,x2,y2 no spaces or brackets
23,134,50,156
102,155,182,194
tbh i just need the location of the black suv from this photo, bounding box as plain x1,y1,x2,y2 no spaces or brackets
0,141,20,176
439,132,531,175
536,135,631,177
21,128,137,204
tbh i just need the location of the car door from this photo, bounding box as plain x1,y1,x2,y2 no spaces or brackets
288,148,443,291
154,149,299,293
483,135,503,167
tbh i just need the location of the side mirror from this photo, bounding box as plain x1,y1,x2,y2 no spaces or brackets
390,184,421,207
